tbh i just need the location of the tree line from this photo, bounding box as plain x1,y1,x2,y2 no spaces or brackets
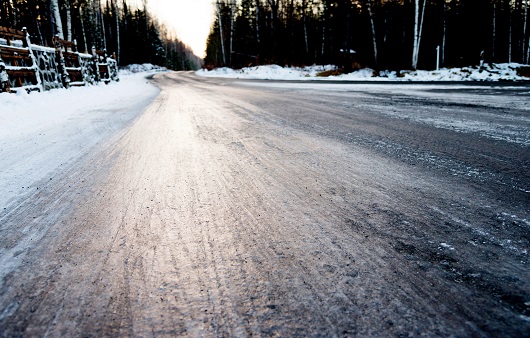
0,0,201,70
205,0,530,71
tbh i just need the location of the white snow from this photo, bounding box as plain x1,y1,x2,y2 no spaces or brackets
0,66,162,210
119,63,167,75
197,63,530,82
197,65,337,80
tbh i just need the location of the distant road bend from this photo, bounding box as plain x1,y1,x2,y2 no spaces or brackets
1,72,529,336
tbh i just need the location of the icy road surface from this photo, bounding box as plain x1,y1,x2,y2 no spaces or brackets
1,72,529,336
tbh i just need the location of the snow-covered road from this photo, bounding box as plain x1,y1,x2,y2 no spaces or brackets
1,72,529,336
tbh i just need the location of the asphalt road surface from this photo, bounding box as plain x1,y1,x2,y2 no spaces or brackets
1,72,529,337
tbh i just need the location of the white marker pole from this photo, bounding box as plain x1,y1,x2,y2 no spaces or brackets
436,46,440,71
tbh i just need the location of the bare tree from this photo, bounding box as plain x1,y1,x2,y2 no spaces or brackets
412,0,426,69
525,2,530,64
51,0,65,39
65,0,72,41
217,1,226,65
367,0,378,67
255,0,260,46
491,2,497,61
143,0,149,40
267,0,278,53
523,0,528,63
412,0,420,68
302,0,309,55
230,0,235,64
101,1,107,50
507,0,512,63
79,5,88,52
442,0,446,65
112,0,120,63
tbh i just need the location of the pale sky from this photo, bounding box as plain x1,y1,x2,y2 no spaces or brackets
146,0,215,58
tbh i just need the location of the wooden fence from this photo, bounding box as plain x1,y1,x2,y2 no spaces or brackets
0,26,119,93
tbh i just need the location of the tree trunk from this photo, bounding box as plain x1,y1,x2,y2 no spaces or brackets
412,0,426,69
90,0,99,48
51,0,65,39
416,0,426,65
412,0,419,69
101,2,107,50
367,0,378,67
515,0,522,62
65,0,72,41
321,5,325,58
525,2,530,64
255,0,260,45
143,0,149,40
523,0,528,63
80,6,88,52
230,0,235,65
106,0,113,43
506,0,512,63
112,0,120,63
217,2,226,65
268,0,278,56
442,0,446,65
491,3,497,62
303,0,309,55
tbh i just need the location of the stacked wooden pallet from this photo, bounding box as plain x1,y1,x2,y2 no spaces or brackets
0,27,41,93
0,26,119,94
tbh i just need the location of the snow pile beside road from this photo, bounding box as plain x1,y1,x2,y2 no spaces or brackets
120,63,167,76
197,65,336,80
0,70,160,209
378,63,529,81
1,72,158,137
197,63,530,81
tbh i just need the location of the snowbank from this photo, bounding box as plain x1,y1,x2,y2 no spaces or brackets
0,68,161,210
372,63,529,81
1,71,159,139
197,65,337,80
119,63,167,76
197,63,530,82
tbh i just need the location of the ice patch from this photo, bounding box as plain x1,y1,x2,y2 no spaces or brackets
440,243,455,250
431,207,528,256
520,315,530,323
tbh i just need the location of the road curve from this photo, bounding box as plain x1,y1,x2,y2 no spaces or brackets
1,72,529,336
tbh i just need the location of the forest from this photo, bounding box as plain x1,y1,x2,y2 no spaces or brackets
205,0,530,71
0,0,201,71
2,1,529,72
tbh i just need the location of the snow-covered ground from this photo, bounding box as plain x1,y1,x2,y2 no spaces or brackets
0,66,162,210
119,63,167,75
196,63,530,81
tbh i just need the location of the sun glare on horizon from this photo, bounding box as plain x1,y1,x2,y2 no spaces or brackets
146,0,214,58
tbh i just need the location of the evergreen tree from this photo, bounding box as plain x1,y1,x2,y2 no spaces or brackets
204,0,530,70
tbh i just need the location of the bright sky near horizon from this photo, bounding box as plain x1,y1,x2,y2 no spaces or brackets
146,0,215,58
